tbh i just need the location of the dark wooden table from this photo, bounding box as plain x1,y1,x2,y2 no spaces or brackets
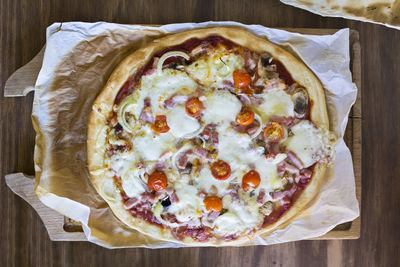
1,0,399,266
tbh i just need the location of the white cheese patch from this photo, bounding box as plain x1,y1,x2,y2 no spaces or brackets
284,120,326,168
109,150,138,179
186,51,245,88
100,173,120,202
255,89,294,121
121,168,146,198
195,167,230,195
167,181,202,225
202,89,242,126
126,69,198,119
216,127,282,195
132,126,175,161
167,105,200,138
214,197,263,236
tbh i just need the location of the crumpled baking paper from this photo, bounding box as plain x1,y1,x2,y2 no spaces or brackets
32,21,360,248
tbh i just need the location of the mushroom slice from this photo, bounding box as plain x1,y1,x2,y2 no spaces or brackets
257,53,278,79
292,87,309,118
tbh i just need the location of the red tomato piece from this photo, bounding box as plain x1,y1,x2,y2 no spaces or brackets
185,97,203,118
147,170,168,192
242,170,261,192
264,122,284,142
233,69,251,88
235,109,255,126
210,160,231,180
203,196,223,212
151,115,170,133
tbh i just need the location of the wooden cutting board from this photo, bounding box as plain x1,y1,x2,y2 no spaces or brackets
4,28,361,242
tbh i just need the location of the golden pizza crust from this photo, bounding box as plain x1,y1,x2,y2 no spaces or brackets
87,27,332,245
281,0,400,27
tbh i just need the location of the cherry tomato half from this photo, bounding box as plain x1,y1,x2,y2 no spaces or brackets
151,115,170,133
203,196,223,212
186,97,204,118
210,160,231,180
264,122,284,142
242,170,261,192
235,109,255,126
233,69,251,88
147,170,168,192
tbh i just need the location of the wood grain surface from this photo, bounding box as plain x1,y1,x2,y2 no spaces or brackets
0,0,399,266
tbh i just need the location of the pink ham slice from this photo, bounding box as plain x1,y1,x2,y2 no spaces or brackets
123,198,138,209
287,151,304,169
164,94,189,109
270,183,297,200
278,161,299,175
257,189,266,204
139,98,154,124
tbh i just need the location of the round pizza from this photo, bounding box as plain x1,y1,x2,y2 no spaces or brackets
87,27,335,245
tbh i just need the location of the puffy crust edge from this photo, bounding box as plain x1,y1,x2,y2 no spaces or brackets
87,27,330,245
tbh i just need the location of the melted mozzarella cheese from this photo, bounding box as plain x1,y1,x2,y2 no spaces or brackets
255,89,294,121
99,172,120,202
121,168,146,198
109,150,138,179
202,89,242,126
167,181,202,225
217,127,283,195
214,197,263,236
132,126,175,161
167,105,200,138
186,51,244,88
195,167,230,195
284,120,326,168
126,69,198,119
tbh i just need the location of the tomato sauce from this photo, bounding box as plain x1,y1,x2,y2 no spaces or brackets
271,59,295,86
262,164,315,227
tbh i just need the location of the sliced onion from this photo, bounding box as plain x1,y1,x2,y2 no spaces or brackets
183,124,205,139
99,179,118,202
117,94,138,133
157,51,190,75
250,113,263,139
171,144,193,171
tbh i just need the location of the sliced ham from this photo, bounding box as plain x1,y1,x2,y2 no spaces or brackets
300,168,313,178
210,131,219,146
238,94,251,105
278,161,299,174
269,115,295,127
207,211,220,222
123,198,138,209
270,183,297,200
164,94,189,109
194,147,208,158
177,149,193,169
222,80,236,93
170,191,180,203
139,98,154,124
257,189,266,204
287,151,304,169
162,214,179,223
244,49,259,74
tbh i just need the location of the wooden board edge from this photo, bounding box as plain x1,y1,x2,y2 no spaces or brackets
4,46,45,97
5,173,87,241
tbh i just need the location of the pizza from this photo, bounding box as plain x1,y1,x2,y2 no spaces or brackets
87,28,335,245
281,0,400,28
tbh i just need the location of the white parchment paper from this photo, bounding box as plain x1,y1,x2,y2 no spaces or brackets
32,21,360,248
